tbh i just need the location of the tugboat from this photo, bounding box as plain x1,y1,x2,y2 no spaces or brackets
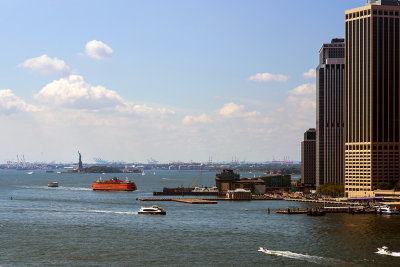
92,177,137,191
138,205,166,215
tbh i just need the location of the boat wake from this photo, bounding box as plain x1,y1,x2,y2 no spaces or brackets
258,247,344,264
376,246,400,257
57,186,91,191
85,209,138,215
18,185,91,191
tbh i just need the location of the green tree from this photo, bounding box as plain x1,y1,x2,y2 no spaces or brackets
317,183,344,197
395,182,400,191
377,182,393,190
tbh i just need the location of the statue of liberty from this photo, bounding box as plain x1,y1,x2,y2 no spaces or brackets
77,151,83,171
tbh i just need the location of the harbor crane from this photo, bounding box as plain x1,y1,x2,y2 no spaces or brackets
191,171,203,188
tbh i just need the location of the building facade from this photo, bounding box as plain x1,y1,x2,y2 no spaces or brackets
301,128,316,186
316,39,345,188
345,0,400,197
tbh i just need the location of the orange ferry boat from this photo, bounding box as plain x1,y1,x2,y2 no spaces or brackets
92,177,137,191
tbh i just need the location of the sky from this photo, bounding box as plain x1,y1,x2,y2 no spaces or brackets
0,0,362,163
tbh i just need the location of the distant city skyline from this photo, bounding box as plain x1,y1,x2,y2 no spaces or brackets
0,0,362,163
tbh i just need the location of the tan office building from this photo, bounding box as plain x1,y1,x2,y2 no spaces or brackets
345,0,400,197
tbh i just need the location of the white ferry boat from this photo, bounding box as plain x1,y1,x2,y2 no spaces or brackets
138,205,166,215
376,206,399,215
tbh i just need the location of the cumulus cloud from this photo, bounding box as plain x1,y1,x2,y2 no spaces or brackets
115,102,176,117
0,89,37,115
288,83,315,96
85,40,114,59
219,102,260,118
303,68,316,79
34,75,123,109
157,107,176,116
182,114,212,125
18,54,70,75
276,83,316,132
33,74,176,117
116,103,154,115
248,72,289,83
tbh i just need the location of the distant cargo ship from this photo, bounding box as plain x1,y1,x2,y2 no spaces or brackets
92,177,137,191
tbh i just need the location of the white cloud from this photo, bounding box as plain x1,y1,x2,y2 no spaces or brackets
157,107,176,116
85,40,114,60
33,74,176,118
303,68,316,79
116,103,154,115
219,102,260,118
275,83,316,132
182,114,212,125
248,72,289,83
18,54,70,75
288,83,315,96
116,102,176,117
0,89,37,115
34,75,123,109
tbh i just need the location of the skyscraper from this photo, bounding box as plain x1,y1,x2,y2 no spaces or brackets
316,39,345,188
345,0,400,197
301,128,316,186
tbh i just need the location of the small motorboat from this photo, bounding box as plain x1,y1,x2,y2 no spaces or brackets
376,206,400,215
138,205,166,215
377,246,390,255
48,182,59,187
376,246,400,256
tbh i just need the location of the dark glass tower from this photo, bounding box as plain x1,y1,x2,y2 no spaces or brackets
345,1,400,197
301,128,316,186
316,39,345,188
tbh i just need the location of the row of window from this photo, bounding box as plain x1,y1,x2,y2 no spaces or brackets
346,10,371,20
346,183,371,186
346,181,371,185
345,145,400,150
346,9,400,20
346,188,371,191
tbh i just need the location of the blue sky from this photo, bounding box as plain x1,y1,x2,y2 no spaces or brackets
0,0,362,163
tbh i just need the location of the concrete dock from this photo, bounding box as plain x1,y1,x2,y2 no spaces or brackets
173,198,218,204
276,209,308,214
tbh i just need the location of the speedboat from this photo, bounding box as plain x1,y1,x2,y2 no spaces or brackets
377,246,389,255
376,206,400,215
258,247,274,255
138,205,166,215
376,246,400,256
48,182,59,187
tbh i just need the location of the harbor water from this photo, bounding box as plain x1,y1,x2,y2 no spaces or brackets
1,170,400,266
